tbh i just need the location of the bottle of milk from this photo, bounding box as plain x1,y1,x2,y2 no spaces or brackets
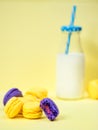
56,26,85,99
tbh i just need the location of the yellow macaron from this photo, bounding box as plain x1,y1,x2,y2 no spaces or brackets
25,87,48,100
23,101,42,119
19,95,39,104
88,80,98,99
4,97,23,118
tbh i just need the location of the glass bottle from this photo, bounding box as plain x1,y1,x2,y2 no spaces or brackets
56,26,85,99
59,26,83,54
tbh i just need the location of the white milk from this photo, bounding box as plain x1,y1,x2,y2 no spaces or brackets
56,53,85,99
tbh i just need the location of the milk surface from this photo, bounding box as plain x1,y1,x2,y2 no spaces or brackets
56,53,85,99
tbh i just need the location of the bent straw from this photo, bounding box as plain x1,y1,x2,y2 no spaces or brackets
65,5,76,54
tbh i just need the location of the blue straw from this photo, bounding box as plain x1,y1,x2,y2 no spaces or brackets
65,5,77,54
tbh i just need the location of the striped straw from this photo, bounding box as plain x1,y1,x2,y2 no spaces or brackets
65,5,77,54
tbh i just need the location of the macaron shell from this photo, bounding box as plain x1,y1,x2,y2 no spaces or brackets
3,88,23,105
24,95,40,102
18,95,40,105
23,102,41,112
40,98,59,121
23,111,42,119
23,101,42,119
4,97,23,118
25,88,48,100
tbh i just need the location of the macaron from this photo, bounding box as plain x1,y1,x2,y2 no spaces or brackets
23,101,42,119
4,97,23,118
88,80,98,99
25,88,48,100
3,88,23,106
19,95,39,104
40,98,59,121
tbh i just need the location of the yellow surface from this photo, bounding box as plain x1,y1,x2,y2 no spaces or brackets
0,90,98,130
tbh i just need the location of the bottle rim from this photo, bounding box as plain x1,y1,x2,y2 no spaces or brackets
61,26,82,32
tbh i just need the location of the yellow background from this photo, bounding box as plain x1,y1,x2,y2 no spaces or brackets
0,0,98,91
0,1,98,130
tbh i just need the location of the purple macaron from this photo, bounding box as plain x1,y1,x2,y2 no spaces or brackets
40,98,59,121
3,88,23,106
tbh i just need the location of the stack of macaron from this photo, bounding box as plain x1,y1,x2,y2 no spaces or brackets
3,87,59,121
